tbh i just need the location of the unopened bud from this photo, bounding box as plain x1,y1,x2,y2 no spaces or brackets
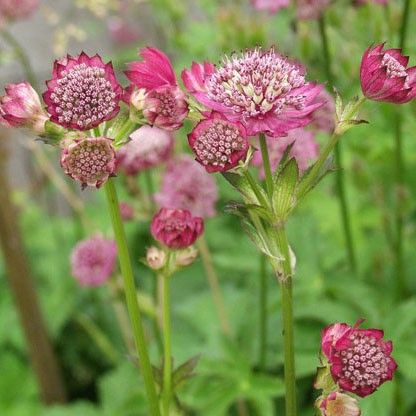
146,246,166,270
176,246,198,267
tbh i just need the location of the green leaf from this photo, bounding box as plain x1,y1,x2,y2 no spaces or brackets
224,201,274,223
173,355,201,389
221,172,259,203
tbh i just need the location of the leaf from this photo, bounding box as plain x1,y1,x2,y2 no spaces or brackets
173,355,201,389
224,201,274,223
221,172,259,203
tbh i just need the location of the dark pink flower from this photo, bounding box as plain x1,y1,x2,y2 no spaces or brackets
188,112,249,173
360,44,416,104
43,52,123,130
0,82,48,133
0,0,38,21
321,320,397,397
119,202,134,221
311,89,335,133
252,128,319,176
125,47,189,130
155,155,218,218
71,235,117,286
60,137,116,189
116,125,173,175
151,208,204,249
318,392,361,416
181,48,324,137
251,0,290,13
296,0,331,20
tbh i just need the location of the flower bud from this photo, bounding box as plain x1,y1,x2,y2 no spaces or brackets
317,392,361,416
146,246,166,270
176,246,198,267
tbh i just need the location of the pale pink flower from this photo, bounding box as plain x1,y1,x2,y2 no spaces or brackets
107,17,140,45
71,236,117,286
60,137,116,189
146,246,166,270
297,0,331,20
43,52,123,130
155,155,218,218
116,125,173,175
311,89,335,133
252,128,319,177
251,0,290,13
182,48,324,137
119,202,134,221
0,0,38,21
318,392,361,416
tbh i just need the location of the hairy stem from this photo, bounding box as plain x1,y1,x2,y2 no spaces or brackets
162,272,172,416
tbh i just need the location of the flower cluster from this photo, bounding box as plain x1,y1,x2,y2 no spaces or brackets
296,0,331,20
251,0,289,13
0,0,38,22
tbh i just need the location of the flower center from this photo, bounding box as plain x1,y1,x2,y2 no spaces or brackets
149,89,176,117
382,54,408,81
50,63,117,129
206,49,306,120
164,219,186,232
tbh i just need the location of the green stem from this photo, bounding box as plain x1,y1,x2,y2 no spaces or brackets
398,0,411,50
258,254,268,371
242,168,269,208
259,133,273,198
114,119,136,144
104,179,160,416
144,169,156,212
162,272,172,416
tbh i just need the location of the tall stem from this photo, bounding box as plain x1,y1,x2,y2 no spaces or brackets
318,14,357,273
161,273,172,416
258,254,268,370
104,179,160,416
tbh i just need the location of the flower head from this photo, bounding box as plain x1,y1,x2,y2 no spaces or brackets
188,112,249,173
119,202,134,221
0,82,48,133
252,128,319,176
182,48,324,137
151,208,204,249
0,0,38,22
71,235,117,286
43,52,122,130
296,0,331,20
251,0,290,13
155,155,218,218
360,44,416,104
146,246,166,270
116,125,173,175
321,320,397,397
60,137,116,188
318,392,361,416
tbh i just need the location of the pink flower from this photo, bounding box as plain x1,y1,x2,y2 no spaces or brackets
321,320,397,397
311,89,335,133
181,48,324,137
318,392,361,416
107,17,140,45
0,82,48,133
125,47,189,130
0,0,38,21
251,0,290,13
155,155,218,218
188,112,249,173
70,235,117,286
116,125,173,175
60,137,116,189
43,52,123,130
360,44,416,104
151,208,204,249
119,202,134,221
252,128,319,176
296,0,331,20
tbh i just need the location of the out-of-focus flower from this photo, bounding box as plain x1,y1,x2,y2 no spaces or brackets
296,0,331,20
188,112,249,173
251,0,290,13
176,246,199,267
155,155,218,218
107,16,140,45
182,48,324,137
321,320,397,397
0,0,38,22
60,137,116,188
125,47,189,130
151,208,204,249
146,246,166,270
71,235,117,286
43,52,122,130
360,43,416,104
252,128,319,176
116,125,173,175
318,392,361,416
119,202,134,221
0,82,48,133
311,89,335,133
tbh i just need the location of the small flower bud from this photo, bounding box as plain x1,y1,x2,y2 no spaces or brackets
317,392,361,416
146,246,166,270
176,246,198,267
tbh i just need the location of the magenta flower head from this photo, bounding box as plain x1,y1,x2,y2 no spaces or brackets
251,0,290,13
0,82,48,133
116,125,173,175
0,0,38,22
43,52,122,131
318,392,361,416
360,44,416,104
60,137,116,189
182,48,324,137
125,47,189,130
151,208,204,249
296,0,331,20
155,155,218,218
188,112,249,173
321,320,397,397
71,235,117,286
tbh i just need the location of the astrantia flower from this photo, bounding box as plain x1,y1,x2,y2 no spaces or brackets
71,236,117,286
151,208,204,249
311,89,335,133
182,48,324,137
116,125,173,175
60,137,116,189
155,155,218,218
321,320,397,397
0,0,38,21
318,392,361,416
252,128,319,176
125,47,189,130
360,44,416,104
43,52,123,130
251,0,290,13
188,112,249,173
296,0,331,20
0,82,48,133
119,202,134,221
